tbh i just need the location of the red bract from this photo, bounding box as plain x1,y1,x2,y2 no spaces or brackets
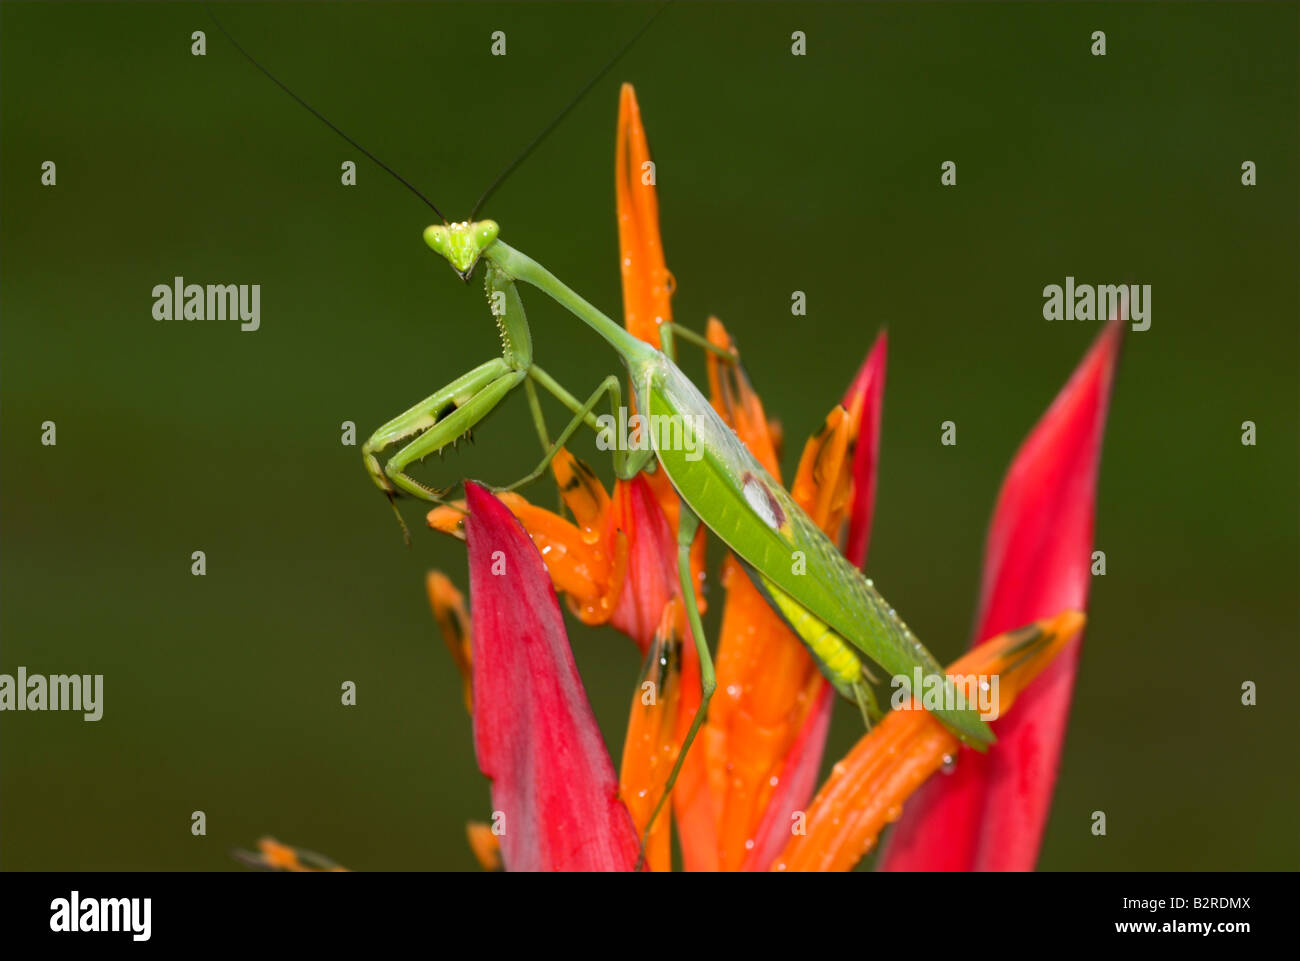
608,475,681,654
880,318,1122,872
464,481,640,872
842,331,887,569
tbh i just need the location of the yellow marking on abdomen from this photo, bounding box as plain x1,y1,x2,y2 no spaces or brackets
762,575,863,694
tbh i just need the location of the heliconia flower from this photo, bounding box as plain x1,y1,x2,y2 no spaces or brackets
463,481,640,871
413,85,1113,873
426,326,882,871
879,318,1123,872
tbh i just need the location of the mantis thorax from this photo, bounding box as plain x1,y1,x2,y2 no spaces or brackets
423,220,499,279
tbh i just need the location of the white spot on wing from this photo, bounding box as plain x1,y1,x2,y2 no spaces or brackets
743,476,781,530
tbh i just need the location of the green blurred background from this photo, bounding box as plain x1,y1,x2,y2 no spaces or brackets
2,2,1296,871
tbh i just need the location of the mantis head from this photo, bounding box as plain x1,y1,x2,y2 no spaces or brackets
423,220,500,281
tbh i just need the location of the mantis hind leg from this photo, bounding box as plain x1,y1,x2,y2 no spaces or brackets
852,678,883,730
362,359,527,503
637,502,715,870
494,370,622,493
493,365,655,494
658,322,737,365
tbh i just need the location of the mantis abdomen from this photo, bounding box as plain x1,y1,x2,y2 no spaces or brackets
751,571,867,699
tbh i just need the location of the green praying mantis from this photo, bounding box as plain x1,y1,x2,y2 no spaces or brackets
368,221,991,743
214,10,995,846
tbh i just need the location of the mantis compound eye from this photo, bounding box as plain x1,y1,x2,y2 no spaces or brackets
475,220,500,248
423,224,449,253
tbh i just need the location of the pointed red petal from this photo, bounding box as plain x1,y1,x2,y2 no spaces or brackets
843,331,887,568
880,319,1122,872
465,482,640,872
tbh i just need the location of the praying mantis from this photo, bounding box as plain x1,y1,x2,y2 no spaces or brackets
214,10,995,843
367,221,990,735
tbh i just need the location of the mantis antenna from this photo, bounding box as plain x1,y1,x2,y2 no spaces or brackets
210,4,673,228
469,1,673,219
207,9,449,223
212,5,672,543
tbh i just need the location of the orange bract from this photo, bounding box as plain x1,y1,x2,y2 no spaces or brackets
616,83,675,347
241,837,348,872
427,571,473,713
427,453,629,635
773,611,1085,872
466,822,502,872
618,599,688,870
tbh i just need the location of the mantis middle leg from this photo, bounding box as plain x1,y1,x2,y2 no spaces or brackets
637,501,716,868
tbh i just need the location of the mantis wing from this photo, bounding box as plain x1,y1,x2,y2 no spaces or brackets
639,357,994,748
